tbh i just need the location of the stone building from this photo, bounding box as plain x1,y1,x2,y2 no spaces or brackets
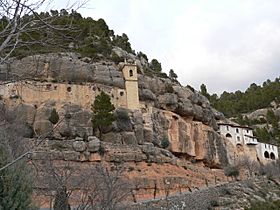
218,122,278,163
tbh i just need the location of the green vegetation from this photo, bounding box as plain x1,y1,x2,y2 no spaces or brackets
1,9,180,80
115,108,129,121
224,165,240,180
0,146,35,210
91,91,115,137
49,108,60,124
169,69,178,81
166,83,174,93
150,59,162,72
201,77,280,145
0,10,131,61
245,200,280,210
207,78,280,117
161,135,170,149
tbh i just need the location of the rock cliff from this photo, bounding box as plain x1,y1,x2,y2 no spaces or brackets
0,52,237,204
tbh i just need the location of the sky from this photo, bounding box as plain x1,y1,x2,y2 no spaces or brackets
48,0,280,94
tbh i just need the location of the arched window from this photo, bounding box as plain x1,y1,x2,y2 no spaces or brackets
225,133,232,138
270,152,275,160
129,69,133,77
264,151,269,158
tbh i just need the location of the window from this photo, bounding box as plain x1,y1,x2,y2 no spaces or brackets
129,69,133,77
237,136,240,141
120,91,124,96
270,152,276,160
67,87,71,92
226,126,229,131
236,128,239,133
264,151,269,158
226,133,232,138
247,129,249,133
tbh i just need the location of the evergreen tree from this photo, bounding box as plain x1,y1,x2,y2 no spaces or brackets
0,146,34,210
91,91,115,137
150,59,162,72
200,83,211,100
112,33,133,53
169,69,178,80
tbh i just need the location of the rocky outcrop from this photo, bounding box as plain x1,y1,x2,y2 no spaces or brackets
4,98,234,167
1,53,221,130
245,108,268,120
3,53,125,88
162,110,230,167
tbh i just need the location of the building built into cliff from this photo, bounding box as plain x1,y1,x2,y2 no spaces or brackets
218,122,278,163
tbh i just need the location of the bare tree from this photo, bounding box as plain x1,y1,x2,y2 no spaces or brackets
259,159,280,180
0,0,86,65
77,164,132,210
33,158,132,210
238,155,259,178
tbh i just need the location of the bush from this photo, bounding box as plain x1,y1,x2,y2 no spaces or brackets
166,84,174,93
224,165,239,180
49,108,59,124
245,200,280,210
161,136,170,149
111,52,124,64
98,146,105,156
115,108,129,121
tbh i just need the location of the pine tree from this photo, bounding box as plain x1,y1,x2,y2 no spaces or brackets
150,59,162,72
91,91,115,137
169,69,178,80
0,146,34,210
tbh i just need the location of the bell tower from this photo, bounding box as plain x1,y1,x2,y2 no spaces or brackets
122,63,139,109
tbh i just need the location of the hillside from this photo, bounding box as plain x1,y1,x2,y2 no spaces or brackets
201,79,280,145
1,10,280,210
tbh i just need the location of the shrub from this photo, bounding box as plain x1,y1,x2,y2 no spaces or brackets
111,52,123,64
49,108,59,124
224,165,240,180
115,108,129,121
99,146,105,156
158,72,168,78
161,135,170,149
245,200,280,210
186,85,195,92
166,84,174,93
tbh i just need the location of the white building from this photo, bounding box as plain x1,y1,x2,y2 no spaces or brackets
218,122,278,162
256,142,278,160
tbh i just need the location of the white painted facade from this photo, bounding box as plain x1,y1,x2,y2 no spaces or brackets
256,142,278,160
218,123,253,146
218,123,278,162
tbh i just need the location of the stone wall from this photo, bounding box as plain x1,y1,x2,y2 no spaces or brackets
0,81,127,110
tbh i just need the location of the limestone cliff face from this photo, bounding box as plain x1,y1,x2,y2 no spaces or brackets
0,53,232,167
0,53,242,204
